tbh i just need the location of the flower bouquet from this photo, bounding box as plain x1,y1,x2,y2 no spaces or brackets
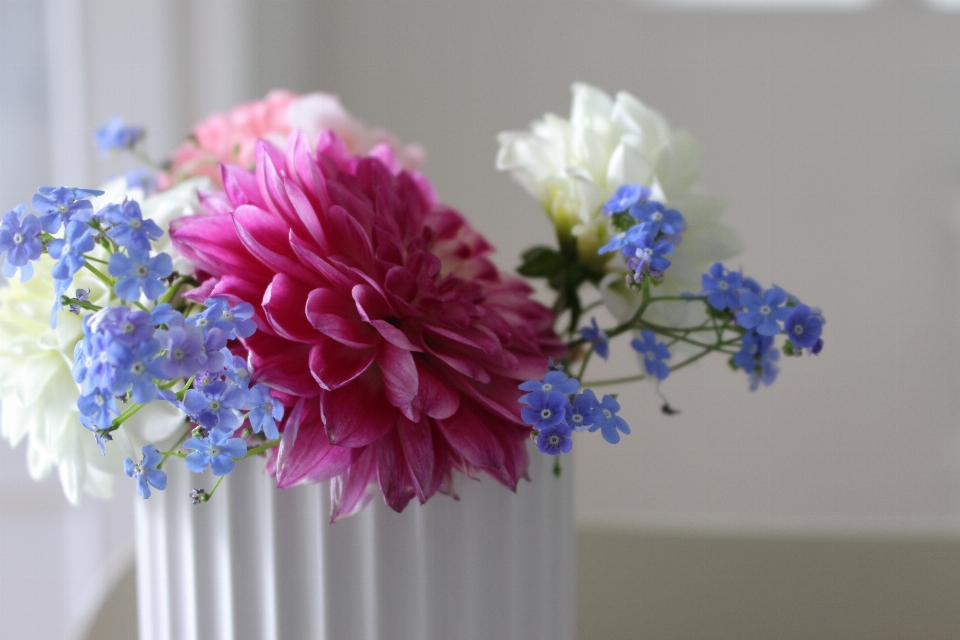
0,84,823,638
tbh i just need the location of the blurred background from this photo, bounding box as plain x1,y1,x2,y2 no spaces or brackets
3,0,960,638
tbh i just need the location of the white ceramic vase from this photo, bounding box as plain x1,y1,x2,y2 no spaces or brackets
135,448,575,640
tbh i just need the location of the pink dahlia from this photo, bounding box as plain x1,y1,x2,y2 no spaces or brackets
163,90,424,188
171,132,563,519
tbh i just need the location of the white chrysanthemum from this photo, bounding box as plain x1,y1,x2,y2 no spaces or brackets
497,82,743,326
0,180,206,504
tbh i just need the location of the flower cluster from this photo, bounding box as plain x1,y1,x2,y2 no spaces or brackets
518,364,630,459
599,184,686,286
1,85,827,521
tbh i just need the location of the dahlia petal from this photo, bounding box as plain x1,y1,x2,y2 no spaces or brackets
396,415,435,503
329,447,377,522
415,361,459,419
246,332,318,397
375,429,416,513
424,324,499,357
308,338,375,390
324,205,375,272
283,174,325,246
233,204,322,285
437,404,506,471
305,288,379,348
263,273,316,342
483,424,530,490
222,164,267,209
275,398,352,488
377,342,420,421
255,140,294,218
289,233,359,292
352,283,394,322
423,344,491,384
320,371,398,448
170,213,270,283
370,319,421,352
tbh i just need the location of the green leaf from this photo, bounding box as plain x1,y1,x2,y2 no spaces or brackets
517,246,564,278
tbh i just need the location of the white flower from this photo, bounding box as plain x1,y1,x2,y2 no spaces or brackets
0,181,203,504
497,82,743,325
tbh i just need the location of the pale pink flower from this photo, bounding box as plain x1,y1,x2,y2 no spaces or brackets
163,90,424,188
171,133,562,519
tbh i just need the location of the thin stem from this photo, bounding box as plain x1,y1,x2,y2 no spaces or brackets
82,261,113,287
244,439,281,458
668,348,715,374
159,275,197,305
110,401,147,430
157,428,192,470
206,475,225,499
575,345,594,382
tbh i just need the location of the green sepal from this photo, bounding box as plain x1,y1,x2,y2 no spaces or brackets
517,245,564,279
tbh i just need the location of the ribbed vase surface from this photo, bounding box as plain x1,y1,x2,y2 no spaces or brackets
135,449,574,640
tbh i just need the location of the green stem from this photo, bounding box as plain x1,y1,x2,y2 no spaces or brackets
575,346,594,382
82,262,113,287
110,401,147,430
244,439,281,458
206,475,225,499
668,348,715,374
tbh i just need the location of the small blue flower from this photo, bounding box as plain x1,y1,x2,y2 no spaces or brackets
580,317,609,360
536,422,573,455
734,330,780,390
96,117,144,155
701,263,743,311
102,201,163,252
602,185,651,216
184,430,247,476
566,390,600,432
155,323,207,379
108,248,173,301
149,303,180,327
622,229,674,283
124,444,167,499
182,380,245,433
79,414,113,455
48,220,95,281
737,286,793,336
32,186,102,234
518,369,580,396
520,390,568,429
246,384,283,440
629,201,686,236
0,205,43,282
89,305,155,345
77,389,119,432
222,348,252,391
194,297,257,340
631,329,672,380
587,394,630,444
785,304,823,350
111,339,165,403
